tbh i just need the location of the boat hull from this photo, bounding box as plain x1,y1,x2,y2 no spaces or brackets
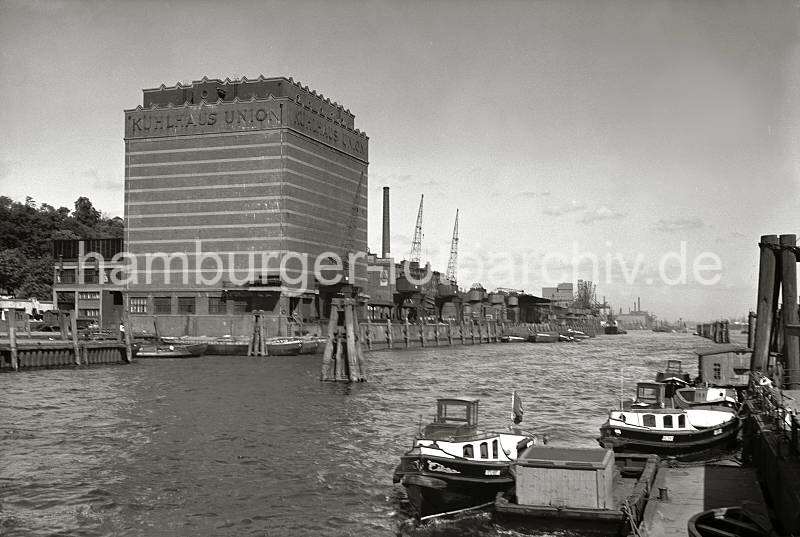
134,343,207,358
529,333,559,343
494,454,658,535
266,341,302,356
598,417,740,458
394,454,515,518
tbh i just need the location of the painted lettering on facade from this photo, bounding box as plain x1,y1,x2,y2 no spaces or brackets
292,107,366,159
126,99,367,161
126,103,281,139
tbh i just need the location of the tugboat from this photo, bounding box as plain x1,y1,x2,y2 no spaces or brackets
598,382,740,458
393,396,535,518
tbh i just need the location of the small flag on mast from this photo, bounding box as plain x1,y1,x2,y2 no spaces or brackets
512,390,524,424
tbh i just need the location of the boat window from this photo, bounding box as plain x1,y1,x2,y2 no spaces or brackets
678,414,686,428
480,442,488,459
492,439,498,458
663,415,674,428
463,444,474,458
643,414,656,427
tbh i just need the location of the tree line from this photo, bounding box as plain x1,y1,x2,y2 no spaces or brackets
0,196,123,299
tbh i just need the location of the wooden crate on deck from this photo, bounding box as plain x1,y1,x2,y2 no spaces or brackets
514,446,615,509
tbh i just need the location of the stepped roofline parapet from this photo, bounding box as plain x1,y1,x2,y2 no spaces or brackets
141,75,357,130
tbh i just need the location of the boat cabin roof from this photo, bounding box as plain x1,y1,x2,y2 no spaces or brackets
695,345,750,357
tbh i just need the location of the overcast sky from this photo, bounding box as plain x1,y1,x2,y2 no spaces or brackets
1,0,797,320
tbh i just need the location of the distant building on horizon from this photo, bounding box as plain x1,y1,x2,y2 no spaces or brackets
541,282,574,308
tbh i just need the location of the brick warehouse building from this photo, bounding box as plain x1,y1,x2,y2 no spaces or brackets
123,76,368,336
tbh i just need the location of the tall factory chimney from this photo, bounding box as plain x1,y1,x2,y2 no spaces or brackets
381,186,390,258
637,297,641,312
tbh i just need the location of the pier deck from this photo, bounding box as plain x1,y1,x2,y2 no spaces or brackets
642,462,771,536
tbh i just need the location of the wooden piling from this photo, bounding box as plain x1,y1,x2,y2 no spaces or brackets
781,234,800,388
747,311,756,349
447,321,453,345
7,309,18,371
419,323,425,347
343,300,360,382
70,313,80,365
753,235,779,372
403,317,410,348
58,311,68,341
122,295,133,363
320,304,339,380
434,322,440,346
334,328,346,380
364,322,372,350
386,319,393,349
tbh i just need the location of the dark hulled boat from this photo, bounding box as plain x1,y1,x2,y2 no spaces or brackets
598,382,740,459
133,343,207,358
604,324,627,335
393,397,534,518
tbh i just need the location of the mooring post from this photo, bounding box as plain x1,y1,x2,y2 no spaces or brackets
334,327,347,381
403,317,410,348
122,295,132,363
386,319,393,349
460,321,465,345
364,321,372,351
320,302,340,380
69,313,81,366
418,322,425,347
434,322,440,346
471,322,476,344
747,311,756,349
781,234,800,388
447,321,453,345
753,235,779,372
343,299,360,381
7,309,18,371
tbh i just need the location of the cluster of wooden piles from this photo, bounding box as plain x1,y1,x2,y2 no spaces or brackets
696,320,731,343
320,297,366,382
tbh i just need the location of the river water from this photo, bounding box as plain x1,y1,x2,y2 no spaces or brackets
0,331,726,536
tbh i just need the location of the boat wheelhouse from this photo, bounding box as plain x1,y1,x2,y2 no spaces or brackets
655,359,692,386
393,397,533,518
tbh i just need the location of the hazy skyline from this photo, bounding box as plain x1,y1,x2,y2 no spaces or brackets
1,0,798,320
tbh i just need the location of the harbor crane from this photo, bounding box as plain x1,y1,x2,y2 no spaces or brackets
409,194,424,263
445,209,459,284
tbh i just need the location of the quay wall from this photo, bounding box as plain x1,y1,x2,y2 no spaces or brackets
0,340,129,371
128,314,602,346
357,319,601,351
